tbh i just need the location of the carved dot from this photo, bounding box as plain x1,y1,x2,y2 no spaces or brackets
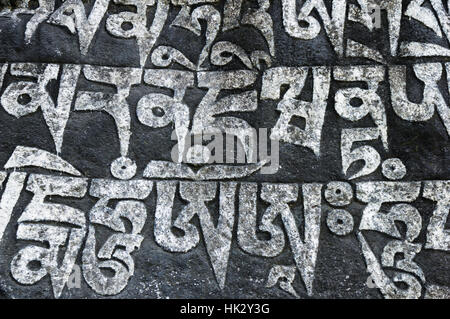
28,0,39,10
298,20,310,28
161,53,170,60
382,158,406,180
121,22,134,31
27,260,42,271
17,93,31,105
152,107,165,117
136,94,174,128
394,252,405,263
111,157,137,180
324,182,353,207
220,52,233,58
327,209,354,236
350,97,363,108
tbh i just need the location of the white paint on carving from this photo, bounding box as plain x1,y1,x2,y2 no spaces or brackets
358,232,422,299
266,265,299,298
11,174,88,298
357,182,421,239
82,179,152,295
262,67,331,157
281,0,347,56
423,181,450,252
48,0,110,55
0,172,26,243
5,146,82,176
341,128,381,179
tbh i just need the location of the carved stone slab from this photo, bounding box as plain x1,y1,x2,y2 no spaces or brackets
0,0,448,299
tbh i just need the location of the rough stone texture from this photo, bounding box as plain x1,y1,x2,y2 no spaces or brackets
0,0,448,299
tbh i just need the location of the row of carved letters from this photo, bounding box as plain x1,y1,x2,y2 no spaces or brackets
5,0,450,64
0,172,448,298
0,62,448,180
